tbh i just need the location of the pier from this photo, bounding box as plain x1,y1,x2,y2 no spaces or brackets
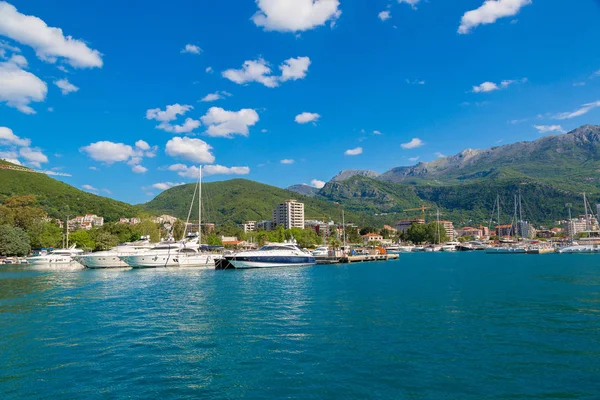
316,254,399,264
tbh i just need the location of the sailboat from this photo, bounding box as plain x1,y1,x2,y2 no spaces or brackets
177,165,224,268
557,193,600,254
485,194,526,254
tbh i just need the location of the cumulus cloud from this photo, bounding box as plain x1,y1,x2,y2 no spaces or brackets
472,78,525,93
373,130,383,135
165,137,215,163
280,159,295,164
0,2,103,68
9,53,26,67
401,138,424,149
533,125,565,134
280,57,311,82
19,147,48,168
408,156,420,162
152,182,185,191
205,66,213,73
81,139,156,172
0,59,47,114
252,0,341,32
201,91,232,102
310,179,326,189
458,0,532,35
168,164,250,178
0,126,30,146
295,112,320,124
54,78,78,95
406,79,426,85
201,107,259,138
223,56,311,88
378,11,391,21
553,101,600,120
0,150,20,165
146,104,200,133
181,44,201,54
345,147,363,156
435,152,446,158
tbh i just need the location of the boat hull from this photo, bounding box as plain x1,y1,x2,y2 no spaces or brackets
119,254,179,268
76,253,131,269
225,256,316,269
178,254,222,268
485,248,526,254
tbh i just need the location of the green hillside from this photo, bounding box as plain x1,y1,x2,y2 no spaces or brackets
0,160,140,221
140,179,379,226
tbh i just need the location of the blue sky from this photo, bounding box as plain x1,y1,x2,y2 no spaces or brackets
0,0,599,204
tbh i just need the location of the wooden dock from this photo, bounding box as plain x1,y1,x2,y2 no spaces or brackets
316,254,399,265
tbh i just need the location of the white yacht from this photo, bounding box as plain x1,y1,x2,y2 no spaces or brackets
441,242,460,252
218,242,316,269
27,246,84,266
75,240,153,269
312,246,331,257
557,244,600,254
119,241,195,268
177,246,223,268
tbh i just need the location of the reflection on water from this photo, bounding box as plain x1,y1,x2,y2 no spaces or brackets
1,255,600,399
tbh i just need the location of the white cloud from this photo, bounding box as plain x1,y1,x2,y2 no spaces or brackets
408,156,420,162
223,57,311,87
553,101,600,120
0,150,20,165
206,66,213,73
261,129,268,133
135,140,150,151
0,2,103,68
0,126,30,146
373,130,383,135
435,152,446,158
54,78,78,95
472,78,524,93
252,0,341,32
458,0,532,35
168,164,250,178
406,78,426,85
280,159,295,164
280,56,311,82
181,44,201,54
131,164,147,174
201,107,259,138
146,103,192,122
573,82,586,87
378,11,391,21
533,125,566,134
295,112,320,124
203,165,250,176
401,138,424,149
82,184,98,193
146,104,200,133
398,0,421,9
89,166,98,171
165,137,215,163
9,53,26,67
19,146,48,167
310,179,326,189
152,182,185,191
81,141,135,164
201,91,232,102
0,60,47,114
345,147,363,156
222,58,278,88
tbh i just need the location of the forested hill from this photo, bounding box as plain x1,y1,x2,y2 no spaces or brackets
0,160,140,221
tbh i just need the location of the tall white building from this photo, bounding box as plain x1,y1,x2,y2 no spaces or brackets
272,200,305,229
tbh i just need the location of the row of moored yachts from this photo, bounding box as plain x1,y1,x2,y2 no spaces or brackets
386,240,600,254
26,237,317,269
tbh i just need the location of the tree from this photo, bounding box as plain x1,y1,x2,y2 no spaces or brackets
69,230,95,250
257,232,269,246
327,236,342,249
360,227,378,236
346,228,362,244
172,219,185,241
206,233,223,246
29,222,62,249
406,224,428,244
426,222,449,244
0,225,31,256
93,231,119,251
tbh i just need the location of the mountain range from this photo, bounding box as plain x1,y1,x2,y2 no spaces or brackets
1,125,599,227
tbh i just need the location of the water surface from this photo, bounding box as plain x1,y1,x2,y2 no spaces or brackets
1,253,599,399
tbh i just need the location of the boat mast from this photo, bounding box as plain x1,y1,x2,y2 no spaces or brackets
199,165,202,245
584,193,590,235
342,208,346,249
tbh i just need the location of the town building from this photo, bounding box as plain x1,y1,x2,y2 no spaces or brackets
362,233,384,244
153,215,177,225
272,200,305,229
395,218,425,234
257,220,275,231
240,221,256,233
457,227,484,239
516,221,536,239
439,220,455,241
69,214,104,230
495,224,514,238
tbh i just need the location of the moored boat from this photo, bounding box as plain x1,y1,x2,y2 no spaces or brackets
219,242,316,269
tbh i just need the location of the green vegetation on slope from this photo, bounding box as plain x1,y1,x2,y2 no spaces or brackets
0,161,140,221
141,179,377,225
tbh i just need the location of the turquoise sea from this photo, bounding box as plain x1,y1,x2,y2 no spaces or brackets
1,253,600,399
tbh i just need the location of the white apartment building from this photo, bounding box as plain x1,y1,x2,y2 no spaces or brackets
241,221,256,233
272,200,305,230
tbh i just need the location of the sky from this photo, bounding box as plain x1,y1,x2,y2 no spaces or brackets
0,0,599,205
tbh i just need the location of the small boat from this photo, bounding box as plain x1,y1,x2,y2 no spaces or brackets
27,245,84,265
218,242,316,269
312,246,331,257
412,246,426,252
